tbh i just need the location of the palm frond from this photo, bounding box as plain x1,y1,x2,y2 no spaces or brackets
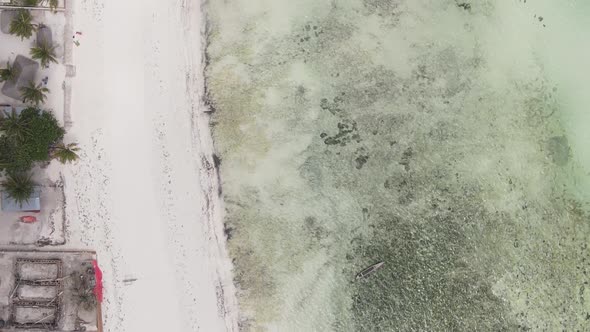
30,43,58,68
0,61,16,83
1,172,35,207
9,9,36,40
19,81,49,106
53,142,80,163
0,109,32,143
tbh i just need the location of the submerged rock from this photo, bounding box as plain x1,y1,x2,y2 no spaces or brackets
546,135,571,166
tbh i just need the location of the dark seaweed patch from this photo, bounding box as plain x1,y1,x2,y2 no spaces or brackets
354,154,369,170
457,2,472,11
323,120,359,146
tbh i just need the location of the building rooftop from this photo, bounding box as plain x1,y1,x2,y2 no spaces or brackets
1,55,39,101
1,187,41,212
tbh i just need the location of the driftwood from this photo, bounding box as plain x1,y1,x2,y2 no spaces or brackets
9,280,21,299
35,274,72,283
46,290,64,306
32,313,54,324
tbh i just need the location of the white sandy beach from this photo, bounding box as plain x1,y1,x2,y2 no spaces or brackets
61,0,239,331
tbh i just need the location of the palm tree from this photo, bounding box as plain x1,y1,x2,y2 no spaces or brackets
49,0,58,11
1,172,35,207
9,9,37,40
0,61,17,83
22,0,40,6
53,142,80,163
30,43,58,68
20,81,49,106
0,110,31,143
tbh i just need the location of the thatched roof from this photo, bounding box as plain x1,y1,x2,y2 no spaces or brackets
37,25,52,47
1,55,39,100
0,10,18,34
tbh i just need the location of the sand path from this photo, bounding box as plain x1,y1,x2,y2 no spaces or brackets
61,0,239,331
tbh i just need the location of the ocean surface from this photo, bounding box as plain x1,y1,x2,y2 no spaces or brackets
205,1,590,330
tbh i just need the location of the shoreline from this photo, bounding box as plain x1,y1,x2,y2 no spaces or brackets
184,0,241,329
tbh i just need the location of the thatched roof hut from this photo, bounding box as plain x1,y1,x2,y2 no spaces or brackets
1,55,39,100
0,10,18,34
36,24,52,47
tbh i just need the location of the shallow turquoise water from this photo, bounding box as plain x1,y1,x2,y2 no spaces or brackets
205,1,590,330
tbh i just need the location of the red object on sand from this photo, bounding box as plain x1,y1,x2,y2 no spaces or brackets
92,260,103,302
20,216,37,223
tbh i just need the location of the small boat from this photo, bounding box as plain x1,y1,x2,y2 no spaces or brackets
355,261,384,280
19,216,38,223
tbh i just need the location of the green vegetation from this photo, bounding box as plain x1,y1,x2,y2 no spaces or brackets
19,81,49,105
18,108,64,161
1,172,35,206
0,62,17,83
30,43,58,68
0,136,32,172
0,1,72,206
70,270,97,311
52,142,80,163
9,9,36,40
48,0,58,11
22,0,40,6
0,109,31,143
0,107,64,173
